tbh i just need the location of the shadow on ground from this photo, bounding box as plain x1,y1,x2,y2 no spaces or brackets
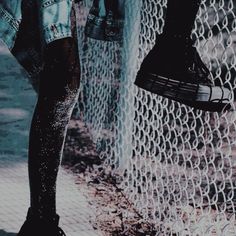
0,230,16,236
0,45,37,166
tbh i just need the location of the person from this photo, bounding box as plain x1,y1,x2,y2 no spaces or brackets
0,0,80,235
0,0,232,235
85,0,124,41
134,0,233,112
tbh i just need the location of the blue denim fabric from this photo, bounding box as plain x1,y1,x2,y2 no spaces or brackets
0,0,73,50
0,0,74,84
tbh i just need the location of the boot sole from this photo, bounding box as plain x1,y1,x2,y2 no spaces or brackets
135,71,233,112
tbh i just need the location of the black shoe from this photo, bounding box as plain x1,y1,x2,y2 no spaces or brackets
134,34,233,112
17,208,66,236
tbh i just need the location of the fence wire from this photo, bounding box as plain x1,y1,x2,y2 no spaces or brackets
75,0,236,235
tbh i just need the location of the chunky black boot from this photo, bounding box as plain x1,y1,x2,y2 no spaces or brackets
17,208,66,236
135,34,233,112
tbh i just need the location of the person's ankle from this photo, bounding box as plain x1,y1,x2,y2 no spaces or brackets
156,32,193,45
28,207,59,224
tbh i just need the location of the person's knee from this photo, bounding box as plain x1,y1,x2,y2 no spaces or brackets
39,37,81,99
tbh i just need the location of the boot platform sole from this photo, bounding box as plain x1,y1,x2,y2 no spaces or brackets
135,71,233,112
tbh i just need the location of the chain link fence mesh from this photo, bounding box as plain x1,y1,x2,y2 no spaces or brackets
75,0,236,235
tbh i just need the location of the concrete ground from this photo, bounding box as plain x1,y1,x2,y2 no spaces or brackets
0,41,102,236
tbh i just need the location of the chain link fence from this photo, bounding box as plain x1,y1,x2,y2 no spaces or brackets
75,0,236,235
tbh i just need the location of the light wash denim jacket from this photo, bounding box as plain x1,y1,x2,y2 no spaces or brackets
0,0,73,81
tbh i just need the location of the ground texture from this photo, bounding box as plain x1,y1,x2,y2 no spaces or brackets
0,40,154,236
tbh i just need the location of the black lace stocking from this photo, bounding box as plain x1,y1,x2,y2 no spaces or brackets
28,6,80,219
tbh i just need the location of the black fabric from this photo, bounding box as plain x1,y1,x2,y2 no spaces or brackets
27,5,80,220
163,0,202,37
11,0,43,93
139,35,211,82
17,208,66,236
139,0,205,78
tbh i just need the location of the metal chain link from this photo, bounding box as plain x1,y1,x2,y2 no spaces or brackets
76,0,236,235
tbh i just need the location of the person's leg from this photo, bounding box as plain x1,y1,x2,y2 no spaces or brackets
17,2,80,236
28,38,80,220
163,0,201,37
137,0,203,78
135,0,233,112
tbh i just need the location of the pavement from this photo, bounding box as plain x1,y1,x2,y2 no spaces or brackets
0,41,102,236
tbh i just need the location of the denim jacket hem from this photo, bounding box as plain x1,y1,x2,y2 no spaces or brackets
44,22,72,44
0,6,21,49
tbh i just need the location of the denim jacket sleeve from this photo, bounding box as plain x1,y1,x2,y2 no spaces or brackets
0,0,73,49
0,1,22,49
38,0,73,44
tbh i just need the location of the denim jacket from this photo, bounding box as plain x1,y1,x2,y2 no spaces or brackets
0,0,73,50
0,0,73,84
